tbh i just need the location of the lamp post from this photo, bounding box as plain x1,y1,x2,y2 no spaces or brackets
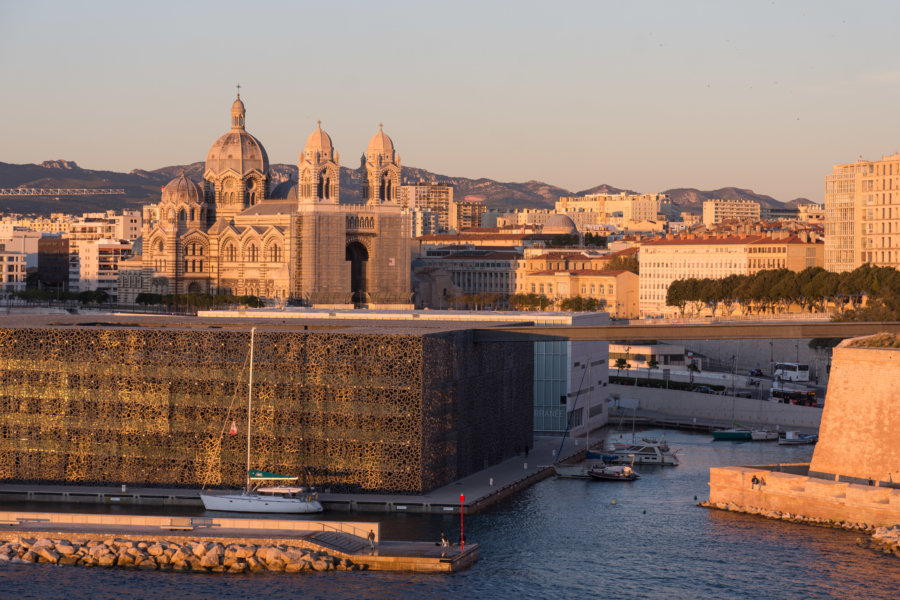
731,354,736,397
459,494,465,551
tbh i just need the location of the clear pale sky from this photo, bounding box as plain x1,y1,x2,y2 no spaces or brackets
2,0,899,202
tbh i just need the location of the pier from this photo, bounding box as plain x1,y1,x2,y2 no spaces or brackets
0,511,478,573
0,435,583,515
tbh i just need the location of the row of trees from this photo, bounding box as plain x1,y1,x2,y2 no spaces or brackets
665,265,900,319
11,289,109,304
506,293,606,312
134,293,263,309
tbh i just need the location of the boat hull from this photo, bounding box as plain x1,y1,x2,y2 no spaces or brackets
200,492,324,514
587,450,678,466
711,430,753,441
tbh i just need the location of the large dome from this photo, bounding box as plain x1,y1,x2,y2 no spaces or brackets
542,213,578,235
161,172,204,206
205,95,269,177
367,125,394,153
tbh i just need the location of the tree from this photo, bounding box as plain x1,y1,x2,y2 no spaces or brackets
607,254,639,274
647,357,659,379
614,357,629,376
548,234,579,248
560,296,603,312
584,233,607,248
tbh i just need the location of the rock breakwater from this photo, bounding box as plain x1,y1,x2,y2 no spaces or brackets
857,525,900,557
0,536,365,573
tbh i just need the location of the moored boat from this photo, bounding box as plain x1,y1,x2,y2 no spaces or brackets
711,428,753,441
750,430,779,441
588,464,640,481
777,431,817,445
587,441,679,466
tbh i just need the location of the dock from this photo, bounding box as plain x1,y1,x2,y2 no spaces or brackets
0,511,478,573
0,435,583,515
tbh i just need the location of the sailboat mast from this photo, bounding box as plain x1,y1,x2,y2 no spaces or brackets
246,327,255,492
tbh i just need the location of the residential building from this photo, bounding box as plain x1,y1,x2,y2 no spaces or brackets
515,269,638,318
449,196,486,231
37,236,69,291
556,192,670,226
0,227,41,269
797,203,825,223
702,199,761,226
399,182,453,231
416,249,521,304
825,153,900,272
639,233,823,318
0,246,26,292
78,239,133,301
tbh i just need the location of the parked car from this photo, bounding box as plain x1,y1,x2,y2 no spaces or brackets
692,385,715,394
748,368,764,377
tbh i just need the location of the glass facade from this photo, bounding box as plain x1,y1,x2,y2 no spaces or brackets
533,340,569,434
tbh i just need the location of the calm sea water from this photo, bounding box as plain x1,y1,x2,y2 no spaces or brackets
2,429,899,599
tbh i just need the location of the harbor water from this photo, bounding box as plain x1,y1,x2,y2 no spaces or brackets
1,428,899,599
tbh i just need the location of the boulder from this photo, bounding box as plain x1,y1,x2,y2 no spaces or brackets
285,562,304,573
56,543,76,556
147,544,165,557
58,555,79,566
311,559,331,571
21,550,37,563
116,553,134,567
284,549,306,563
90,544,111,559
34,546,60,564
227,561,248,574
200,551,221,569
171,548,191,563
98,554,117,567
235,545,256,559
137,558,158,570
188,557,207,572
247,556,265,572
264,547,286,564
266,559,286,571
171,560,189,572
192,542,209,558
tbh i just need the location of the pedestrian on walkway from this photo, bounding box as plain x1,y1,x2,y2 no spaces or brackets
368,529,376,551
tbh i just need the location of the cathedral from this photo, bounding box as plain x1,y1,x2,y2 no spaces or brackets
120,94,412,307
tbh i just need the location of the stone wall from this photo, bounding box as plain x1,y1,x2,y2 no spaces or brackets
809,341,900,486
608,384,823,430
708,465,900,527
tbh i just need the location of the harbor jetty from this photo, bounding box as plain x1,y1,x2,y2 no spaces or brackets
0,511,478,573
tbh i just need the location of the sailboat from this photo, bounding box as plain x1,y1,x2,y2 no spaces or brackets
200,328,324,514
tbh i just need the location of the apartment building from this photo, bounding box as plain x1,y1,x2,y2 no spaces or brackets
78,239,133,301
639,234,823,317
702,199,761,226
825,153,900,272
557,192,669,225
0,246,26,292
449,196,487,231
400,183,453,231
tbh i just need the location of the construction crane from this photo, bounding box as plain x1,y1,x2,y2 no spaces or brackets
0,188,126,196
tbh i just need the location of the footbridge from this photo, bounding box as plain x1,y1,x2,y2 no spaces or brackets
473,321,900,342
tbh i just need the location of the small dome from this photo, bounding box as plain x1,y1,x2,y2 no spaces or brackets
269,179,298,200
542,213,579,235
367,125,394,153
161,172,204,206
305,122,333,153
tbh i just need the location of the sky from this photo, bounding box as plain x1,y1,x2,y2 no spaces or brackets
2,0,899,202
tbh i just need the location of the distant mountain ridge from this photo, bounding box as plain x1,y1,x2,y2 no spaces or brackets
0,159,809,216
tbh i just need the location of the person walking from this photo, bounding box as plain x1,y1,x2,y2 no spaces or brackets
367,529,376,551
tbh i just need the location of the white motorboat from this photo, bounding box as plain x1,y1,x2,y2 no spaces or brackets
200,328,323,514
588,464,640,481
588,441,680,466
750,430,779,441
777,431,818,445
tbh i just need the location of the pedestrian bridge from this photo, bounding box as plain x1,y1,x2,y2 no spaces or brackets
474,321,900,342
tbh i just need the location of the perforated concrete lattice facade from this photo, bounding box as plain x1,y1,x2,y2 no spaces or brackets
0,322,532,494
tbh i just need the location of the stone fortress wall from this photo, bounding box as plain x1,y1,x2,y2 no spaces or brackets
707,335,900,527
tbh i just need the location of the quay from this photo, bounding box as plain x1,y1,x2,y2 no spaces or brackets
0,436,583,515
0,511,478,573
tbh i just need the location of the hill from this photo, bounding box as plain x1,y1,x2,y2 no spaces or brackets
0,159,800,216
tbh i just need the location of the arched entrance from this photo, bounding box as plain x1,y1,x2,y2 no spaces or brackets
345,241,369,306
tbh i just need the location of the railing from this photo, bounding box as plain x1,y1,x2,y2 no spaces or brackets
318,521,371,542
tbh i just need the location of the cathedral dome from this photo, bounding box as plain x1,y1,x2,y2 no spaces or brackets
305,122,333,153
161,172,204,206
269,179,299,200
542,214,578,235
367,125,394,153
205,95,270,177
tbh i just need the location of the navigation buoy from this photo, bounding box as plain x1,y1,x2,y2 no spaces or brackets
694,496,698,501
611,499,617,505
643,510,646,514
